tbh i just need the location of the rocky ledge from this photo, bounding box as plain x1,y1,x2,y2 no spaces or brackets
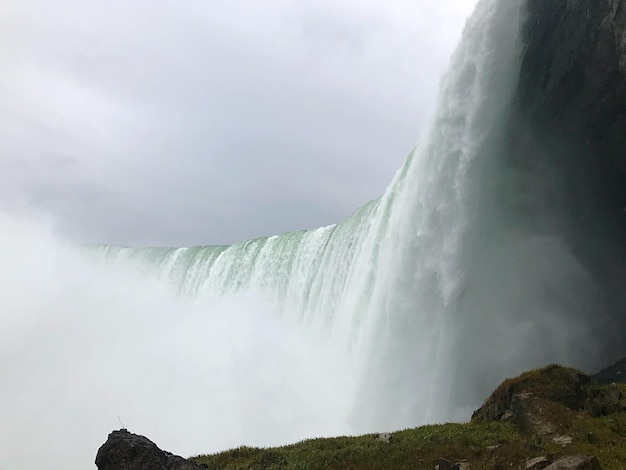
96,360,626,470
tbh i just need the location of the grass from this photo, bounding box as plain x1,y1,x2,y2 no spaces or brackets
193,422,524,470
191,366,626,470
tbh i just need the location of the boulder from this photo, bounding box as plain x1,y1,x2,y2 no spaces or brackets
543,455,603,470
95,429,206,470
526,456,551,469
433,458,459,470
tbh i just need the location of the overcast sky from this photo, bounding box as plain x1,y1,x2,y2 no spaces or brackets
1,0,478,247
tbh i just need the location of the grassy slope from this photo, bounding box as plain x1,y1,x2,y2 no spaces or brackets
192,366,626,470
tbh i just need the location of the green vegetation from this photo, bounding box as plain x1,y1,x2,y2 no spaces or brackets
192,366,626,469
193,422,525,470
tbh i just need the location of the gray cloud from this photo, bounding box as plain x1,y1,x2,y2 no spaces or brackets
1,0,478,246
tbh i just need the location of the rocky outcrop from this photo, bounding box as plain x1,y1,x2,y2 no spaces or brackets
592,357,626,384
471,365,591,424
472,364,624,446
584,383,625,416
95,429,207,470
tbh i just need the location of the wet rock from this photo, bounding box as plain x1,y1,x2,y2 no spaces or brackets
510,0,626,355
95,429,207,470
517,0,626,240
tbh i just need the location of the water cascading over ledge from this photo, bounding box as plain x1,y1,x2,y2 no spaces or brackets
100,0,626,433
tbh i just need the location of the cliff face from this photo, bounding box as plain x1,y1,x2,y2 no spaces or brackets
504,0,626,362
515,0,626,235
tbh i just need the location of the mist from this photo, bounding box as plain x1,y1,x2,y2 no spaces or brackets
0,212,355,469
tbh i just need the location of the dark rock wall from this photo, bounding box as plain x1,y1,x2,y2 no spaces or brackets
504,0,626,361
516,0,626,236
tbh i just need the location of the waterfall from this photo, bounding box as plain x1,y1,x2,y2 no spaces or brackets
3,0,623,469
100,0,528,429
